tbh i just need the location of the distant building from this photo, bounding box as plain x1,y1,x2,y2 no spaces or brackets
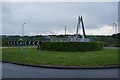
50,37,89,42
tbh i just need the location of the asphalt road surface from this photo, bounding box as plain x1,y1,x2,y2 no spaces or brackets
2,63,119,78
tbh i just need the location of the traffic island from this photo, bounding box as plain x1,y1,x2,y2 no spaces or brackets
2,47,119,69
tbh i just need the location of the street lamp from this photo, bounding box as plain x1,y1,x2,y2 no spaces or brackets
113,23,118,47
113,23,117,34
21,22,26,53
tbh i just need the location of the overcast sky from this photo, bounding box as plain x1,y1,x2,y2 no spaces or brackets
2,2,118,36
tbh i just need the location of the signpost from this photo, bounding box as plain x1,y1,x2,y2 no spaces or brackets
20,41,24,54
25,41,28,53
7,41,41,56
7,41,10,48
37,41,41,56
37,45,40,56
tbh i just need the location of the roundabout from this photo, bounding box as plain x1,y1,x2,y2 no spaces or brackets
2,47,119,68
1,43,120,79
1,47,120,78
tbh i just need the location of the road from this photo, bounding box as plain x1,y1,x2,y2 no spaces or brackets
2,63,119,78
104,47,120,49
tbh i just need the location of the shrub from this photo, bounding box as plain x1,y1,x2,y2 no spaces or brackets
41,41,103,52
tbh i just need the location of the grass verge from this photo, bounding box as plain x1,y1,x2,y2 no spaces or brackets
2,48,119,66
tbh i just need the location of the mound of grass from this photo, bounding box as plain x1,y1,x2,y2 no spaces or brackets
2,48,119,66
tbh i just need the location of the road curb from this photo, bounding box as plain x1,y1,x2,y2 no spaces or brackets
2,60,120,69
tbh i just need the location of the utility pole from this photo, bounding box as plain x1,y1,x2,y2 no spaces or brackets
65,26,66,35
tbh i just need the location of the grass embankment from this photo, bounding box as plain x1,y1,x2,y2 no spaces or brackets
2,48,119,66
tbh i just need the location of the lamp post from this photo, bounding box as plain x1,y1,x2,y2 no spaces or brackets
21,22,26,53
113,23,117,34
113,23,117,47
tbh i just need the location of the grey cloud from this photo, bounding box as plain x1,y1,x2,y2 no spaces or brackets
2,2,118,35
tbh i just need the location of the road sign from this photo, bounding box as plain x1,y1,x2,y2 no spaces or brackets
8,41,41,45
19,41,24,46
37,41,41,45
30,41,34,45
7,40,42,56
8,41,10,45
15,41,18,45
28,41,31,45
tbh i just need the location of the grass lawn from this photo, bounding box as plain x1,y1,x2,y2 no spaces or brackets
2,48,119,66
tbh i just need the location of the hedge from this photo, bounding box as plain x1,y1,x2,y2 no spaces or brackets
41,41,103,52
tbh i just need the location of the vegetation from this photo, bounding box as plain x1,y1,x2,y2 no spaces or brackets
2,48,119,66
41,41,103,52
2,33,120,47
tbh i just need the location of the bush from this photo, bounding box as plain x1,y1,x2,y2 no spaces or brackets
41,41,103,52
